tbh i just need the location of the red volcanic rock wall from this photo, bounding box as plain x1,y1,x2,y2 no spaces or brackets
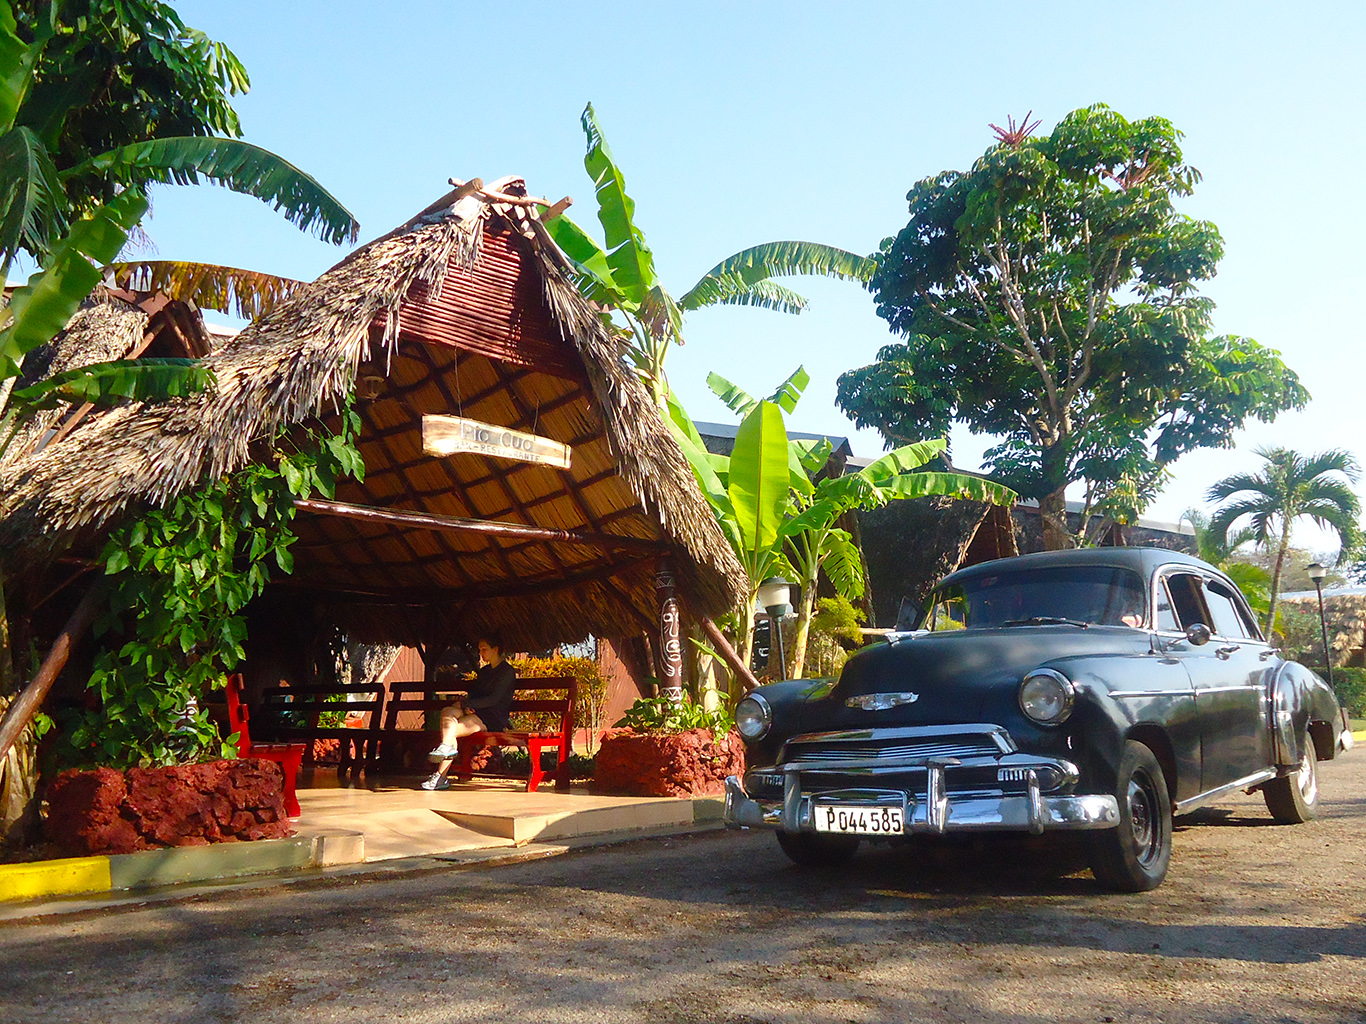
46,759,292,856
593,728,744,797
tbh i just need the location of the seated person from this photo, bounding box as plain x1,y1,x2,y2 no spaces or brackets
422,633,516,791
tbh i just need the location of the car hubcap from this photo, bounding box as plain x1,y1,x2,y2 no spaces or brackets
1297,748,1319,804
1127,771,1160,867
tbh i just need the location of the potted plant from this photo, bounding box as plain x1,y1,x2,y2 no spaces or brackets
593,696,742,798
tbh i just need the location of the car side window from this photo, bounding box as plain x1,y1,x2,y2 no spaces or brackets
1203,580,1250,640
1164,573,1209,630
1154,578,1180,632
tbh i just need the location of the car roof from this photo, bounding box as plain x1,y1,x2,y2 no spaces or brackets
939,547,1211,588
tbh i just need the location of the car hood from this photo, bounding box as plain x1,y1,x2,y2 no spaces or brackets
830,626,1137,724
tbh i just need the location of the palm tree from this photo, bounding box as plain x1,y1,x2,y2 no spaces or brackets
543,104,873,403
1207,448,1362,633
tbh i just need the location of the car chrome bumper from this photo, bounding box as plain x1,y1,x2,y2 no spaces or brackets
723,772,1120,836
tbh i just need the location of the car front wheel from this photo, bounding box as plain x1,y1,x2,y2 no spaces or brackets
776,830,860,868
1087,740,1172,892
1263,732,1319,824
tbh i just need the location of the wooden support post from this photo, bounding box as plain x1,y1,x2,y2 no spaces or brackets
654,560,685,702
0,586,101,763
700,617,761,693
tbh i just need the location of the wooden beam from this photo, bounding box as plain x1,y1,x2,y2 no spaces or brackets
701,616,761,693
293,498,666,554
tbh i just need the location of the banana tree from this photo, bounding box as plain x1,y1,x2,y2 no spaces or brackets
541,103,873,404
779,441,1016,677
705,371,1017,678
664,376,815,679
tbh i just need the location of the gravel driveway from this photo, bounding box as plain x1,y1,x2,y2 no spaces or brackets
1,753,1363,1023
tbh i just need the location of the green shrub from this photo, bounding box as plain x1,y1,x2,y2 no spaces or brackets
509,654,609,737
614,696,733,742
500,748,595,780
62,408,364,770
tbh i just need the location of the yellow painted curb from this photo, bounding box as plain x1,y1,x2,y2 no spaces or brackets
0,856,110,902
1352,730,1366,742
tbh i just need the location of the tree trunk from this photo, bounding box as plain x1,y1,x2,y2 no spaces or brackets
1265,522,1292,637
0,571,15,697
1039,486,1073,551
789,571,820,680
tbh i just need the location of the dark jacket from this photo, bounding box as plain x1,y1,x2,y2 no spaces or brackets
465,661,517,732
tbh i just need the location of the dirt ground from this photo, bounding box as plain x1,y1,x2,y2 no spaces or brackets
1,752,1363,1024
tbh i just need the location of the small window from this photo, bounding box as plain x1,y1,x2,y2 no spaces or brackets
1203,580,1251,640
1155,579,1180,632
1164,573,1208,630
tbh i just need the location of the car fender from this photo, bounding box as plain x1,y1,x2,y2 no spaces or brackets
1268,661,1343,765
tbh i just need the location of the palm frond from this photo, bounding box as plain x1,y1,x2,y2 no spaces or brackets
109,260,306,321
0,187,147,378
706,371,759,418
678,275,810,314
1206,472,1273,503
682,241,875,311
68,138,359,245
820,529,866,601
8,358,214,410
0,125,64,269
766,365,809,413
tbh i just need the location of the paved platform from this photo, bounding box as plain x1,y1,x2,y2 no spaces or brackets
291,777,721,862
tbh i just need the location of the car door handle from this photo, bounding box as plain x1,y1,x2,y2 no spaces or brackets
1216,644,1241,659
1259,648,1281,661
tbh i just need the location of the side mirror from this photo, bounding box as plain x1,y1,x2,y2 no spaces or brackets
896,596,925,631
1185,623,1212,647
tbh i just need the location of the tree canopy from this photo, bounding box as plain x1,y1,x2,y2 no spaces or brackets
836,104,1307,548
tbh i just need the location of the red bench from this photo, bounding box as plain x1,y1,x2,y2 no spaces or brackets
381,677,577,792
224,674,304,818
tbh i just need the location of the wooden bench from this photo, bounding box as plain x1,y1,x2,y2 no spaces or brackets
224,674,305,818
255,683,387,771
380,677,577,792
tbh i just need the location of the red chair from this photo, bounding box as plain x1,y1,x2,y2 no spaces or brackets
225,674,305,818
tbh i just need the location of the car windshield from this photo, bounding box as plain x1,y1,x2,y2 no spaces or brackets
925,565,1148,630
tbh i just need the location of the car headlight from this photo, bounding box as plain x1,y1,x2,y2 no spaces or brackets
1019,669,1075,725
735,693,772,741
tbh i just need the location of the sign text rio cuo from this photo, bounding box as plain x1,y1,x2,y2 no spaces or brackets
422,414,572,470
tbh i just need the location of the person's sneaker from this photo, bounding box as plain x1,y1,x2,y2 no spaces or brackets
420,771,450,791
427,743,459,761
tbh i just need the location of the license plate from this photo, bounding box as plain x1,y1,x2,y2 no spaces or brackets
812,803,904,836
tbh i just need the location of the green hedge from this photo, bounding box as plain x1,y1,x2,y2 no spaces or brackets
1305,665,1366,717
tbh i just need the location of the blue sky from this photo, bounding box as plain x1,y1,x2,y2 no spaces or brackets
145,1,1364,549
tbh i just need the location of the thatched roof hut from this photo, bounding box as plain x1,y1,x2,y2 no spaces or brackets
859,498,1017,627
0,178,747,653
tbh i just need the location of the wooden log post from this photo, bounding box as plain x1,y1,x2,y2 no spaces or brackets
700,617,761,693
654,560,685,702
0,586,101,764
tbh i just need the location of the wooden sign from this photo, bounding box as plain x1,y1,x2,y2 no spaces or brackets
422,415,572,470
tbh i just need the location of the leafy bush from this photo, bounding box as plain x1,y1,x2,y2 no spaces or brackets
62,409,364,770
500,748,595,780
805,595,866,677
509,654,609,738
614,696,733,742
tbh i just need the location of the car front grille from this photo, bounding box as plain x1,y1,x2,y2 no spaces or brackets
778,725,1012,769
783,738,997,765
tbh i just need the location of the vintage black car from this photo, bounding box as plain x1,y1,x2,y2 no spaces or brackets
724,548,1350,891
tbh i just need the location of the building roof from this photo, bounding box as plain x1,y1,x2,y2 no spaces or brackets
0,178,747,649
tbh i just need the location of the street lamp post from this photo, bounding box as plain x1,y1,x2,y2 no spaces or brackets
756,576,793,681
1306,562,1333,689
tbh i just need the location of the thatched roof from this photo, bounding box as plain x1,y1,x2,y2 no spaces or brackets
859,499,1018,626
0,178,747,650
